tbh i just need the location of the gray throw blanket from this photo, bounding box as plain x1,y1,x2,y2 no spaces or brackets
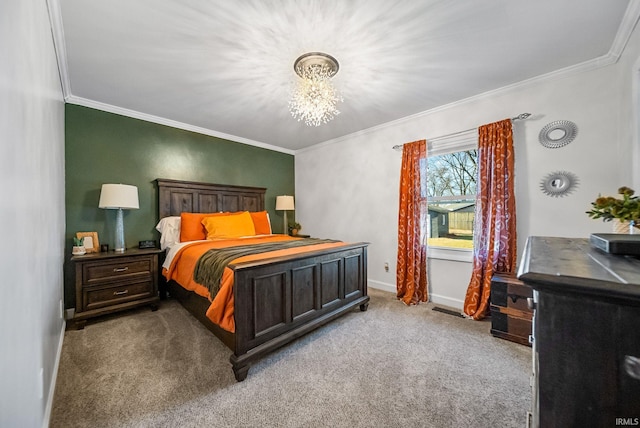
193,238,338,299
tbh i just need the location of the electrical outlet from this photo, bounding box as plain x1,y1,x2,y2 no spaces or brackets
59,299,64,319
384,262,389,272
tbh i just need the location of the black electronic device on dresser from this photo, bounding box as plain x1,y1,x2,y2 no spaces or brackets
518,236,640,428
590,233,640,255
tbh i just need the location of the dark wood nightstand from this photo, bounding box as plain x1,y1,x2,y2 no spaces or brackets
71,248,163,329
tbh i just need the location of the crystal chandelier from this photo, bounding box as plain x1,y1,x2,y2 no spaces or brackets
288,52,343,127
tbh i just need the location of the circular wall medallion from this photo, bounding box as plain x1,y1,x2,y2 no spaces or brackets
538,120,578,149
540,171,579,197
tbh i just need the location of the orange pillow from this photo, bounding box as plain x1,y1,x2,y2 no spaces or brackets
250,211,272,235
202,211,256,239
180,212,231,242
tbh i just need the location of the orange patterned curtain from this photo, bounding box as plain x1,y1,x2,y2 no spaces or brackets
463,119,517,320
396,139,428,305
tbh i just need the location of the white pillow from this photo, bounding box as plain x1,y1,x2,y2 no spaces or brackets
155,216,181,250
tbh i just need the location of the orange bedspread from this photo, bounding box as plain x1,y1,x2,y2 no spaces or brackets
163,235,346,333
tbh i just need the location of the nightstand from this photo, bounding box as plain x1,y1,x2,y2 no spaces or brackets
71,248,163,329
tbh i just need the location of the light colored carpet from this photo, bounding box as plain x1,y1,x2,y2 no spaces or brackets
50,288,532,427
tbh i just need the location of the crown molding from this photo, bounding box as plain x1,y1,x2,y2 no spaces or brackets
66,96,295,155
610,0,640,58
298,51,625,155
46,0,71,99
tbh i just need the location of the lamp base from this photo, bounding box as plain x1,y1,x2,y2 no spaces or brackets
283,211,288,235
115,208,126,252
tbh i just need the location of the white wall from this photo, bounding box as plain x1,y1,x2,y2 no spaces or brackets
296,24,640,309
0,1,66,427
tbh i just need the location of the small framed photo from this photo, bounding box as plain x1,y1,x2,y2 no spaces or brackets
76,232,100,253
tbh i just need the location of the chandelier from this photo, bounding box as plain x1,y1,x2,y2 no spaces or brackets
288,52,343,127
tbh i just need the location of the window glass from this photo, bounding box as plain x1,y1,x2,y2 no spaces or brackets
426,149,477,250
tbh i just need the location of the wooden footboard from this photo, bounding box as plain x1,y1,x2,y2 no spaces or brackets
229,242,369,381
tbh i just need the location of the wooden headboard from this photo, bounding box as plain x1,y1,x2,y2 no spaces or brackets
157,179,266,219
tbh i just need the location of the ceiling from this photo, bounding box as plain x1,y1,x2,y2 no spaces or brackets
54,0,637,152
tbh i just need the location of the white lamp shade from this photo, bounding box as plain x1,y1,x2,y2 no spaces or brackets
276,195,295,211
98,184,139,209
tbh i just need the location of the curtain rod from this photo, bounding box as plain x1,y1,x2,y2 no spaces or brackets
392,113,532,150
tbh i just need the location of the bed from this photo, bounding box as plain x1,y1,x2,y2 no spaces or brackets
156,178,369,381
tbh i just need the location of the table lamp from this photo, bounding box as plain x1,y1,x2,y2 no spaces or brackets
99,184,139,252
275,195,295,235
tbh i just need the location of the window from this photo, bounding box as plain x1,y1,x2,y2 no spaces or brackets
426,149,477,250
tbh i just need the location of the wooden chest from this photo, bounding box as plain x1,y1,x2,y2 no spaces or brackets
490,272,532,346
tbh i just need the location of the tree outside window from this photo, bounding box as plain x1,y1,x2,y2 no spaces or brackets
426,149,477,249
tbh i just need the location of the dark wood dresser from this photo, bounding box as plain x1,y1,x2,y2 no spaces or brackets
518,236,640,428
71,248,162,328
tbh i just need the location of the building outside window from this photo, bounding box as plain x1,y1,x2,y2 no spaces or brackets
426,149,478,250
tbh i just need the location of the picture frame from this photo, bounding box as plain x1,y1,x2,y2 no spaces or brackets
76,231,100,253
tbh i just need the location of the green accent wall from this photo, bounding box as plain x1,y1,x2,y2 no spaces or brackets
64,104,295,308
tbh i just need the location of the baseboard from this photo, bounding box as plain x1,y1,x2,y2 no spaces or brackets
430,293,464,311
368,280,465,310
43,320,65,428
367,280,395,294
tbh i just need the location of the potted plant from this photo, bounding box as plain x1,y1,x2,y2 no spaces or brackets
288,222,302,236
72,236,86,255
586,186,640,233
